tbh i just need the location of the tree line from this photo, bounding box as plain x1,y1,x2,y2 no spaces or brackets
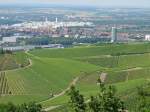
24,37,110,46
0,49,12,54
0,102,44,112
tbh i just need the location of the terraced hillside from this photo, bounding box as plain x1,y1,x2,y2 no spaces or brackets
0,72,10,95
0,51,99,104
0,52,30,96
0,43,150,112
0,52,29,71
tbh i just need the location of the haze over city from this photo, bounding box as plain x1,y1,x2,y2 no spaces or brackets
0,0,150,7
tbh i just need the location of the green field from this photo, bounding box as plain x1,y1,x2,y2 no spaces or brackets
0,43,150,111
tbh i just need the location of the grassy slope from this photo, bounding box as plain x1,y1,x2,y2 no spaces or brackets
31,43,150,111
0,43,150,110
2,54,99,104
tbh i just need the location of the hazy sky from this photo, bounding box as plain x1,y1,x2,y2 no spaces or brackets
0,0,150,7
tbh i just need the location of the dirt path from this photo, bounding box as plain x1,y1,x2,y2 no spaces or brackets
43,105,61,112
41,77,79,103
121,67,142,81
25,50,40,59
121,67,142,72
49,77,78,101
41,77,79,111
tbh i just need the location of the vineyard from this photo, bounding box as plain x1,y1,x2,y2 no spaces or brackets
0,52,29,96
0,72,10,95
0,53,29,71
0,43,150,111
6,72,26,95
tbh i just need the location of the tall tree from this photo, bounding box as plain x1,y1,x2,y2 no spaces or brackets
68,79,126,112
68,86,87,112
89,79,125,112
137,86,150,112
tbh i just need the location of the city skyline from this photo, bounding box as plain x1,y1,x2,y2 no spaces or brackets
0,0,150,8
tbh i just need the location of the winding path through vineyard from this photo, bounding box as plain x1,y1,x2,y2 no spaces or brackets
41,77,79,111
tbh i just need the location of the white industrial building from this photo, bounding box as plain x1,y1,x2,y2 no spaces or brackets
11,18,93,29
1,36,31,44
145,35,150,41
2,36,17,43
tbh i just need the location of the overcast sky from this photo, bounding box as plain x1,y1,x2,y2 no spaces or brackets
0,0,150,7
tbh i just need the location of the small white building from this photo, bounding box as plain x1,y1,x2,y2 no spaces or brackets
145,35,150,41
2,36,17,43
64,35,69,38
